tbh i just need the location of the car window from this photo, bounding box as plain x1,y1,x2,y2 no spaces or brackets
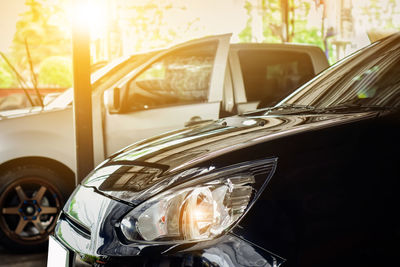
238,50,314,107
126,42,217,111
95,52,158,94
281,35,400,109
46,52,157,109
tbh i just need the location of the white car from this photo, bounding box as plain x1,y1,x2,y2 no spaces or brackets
0,34,329,250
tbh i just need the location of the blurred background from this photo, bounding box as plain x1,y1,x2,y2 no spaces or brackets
0,1,399,266
0,0,399,110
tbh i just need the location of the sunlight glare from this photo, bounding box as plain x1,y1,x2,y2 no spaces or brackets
70,0,108,39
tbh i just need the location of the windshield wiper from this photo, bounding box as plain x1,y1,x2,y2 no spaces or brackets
271,103,315,110
0,52,35,107
25,38,44,108
264,103,316,114
242,103,315,116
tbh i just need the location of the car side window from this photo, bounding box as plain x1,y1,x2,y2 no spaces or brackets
127,42,217,111
238,50,314,107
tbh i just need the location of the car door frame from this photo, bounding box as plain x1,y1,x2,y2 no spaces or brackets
107,34,231,110
227,44,330,114
101,34,232,157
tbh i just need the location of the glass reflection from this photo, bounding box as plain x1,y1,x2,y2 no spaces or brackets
281,35,400,109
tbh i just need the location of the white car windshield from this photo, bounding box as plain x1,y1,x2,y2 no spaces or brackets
45,51,159,110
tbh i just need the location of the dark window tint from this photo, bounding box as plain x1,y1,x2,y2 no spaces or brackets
127,42,217,111
238,50,314,107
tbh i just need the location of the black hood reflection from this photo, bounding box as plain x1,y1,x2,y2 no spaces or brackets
111,113,376,171
83,112,377,205
59,111,380,265
97,165,164,192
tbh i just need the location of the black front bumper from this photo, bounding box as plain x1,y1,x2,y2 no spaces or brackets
53,185,284,266
54,225,283,267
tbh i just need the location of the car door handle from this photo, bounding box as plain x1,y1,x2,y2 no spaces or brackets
184,116,213,127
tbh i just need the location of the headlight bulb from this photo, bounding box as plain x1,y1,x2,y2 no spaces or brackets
181,187,215,240
121,174,255,243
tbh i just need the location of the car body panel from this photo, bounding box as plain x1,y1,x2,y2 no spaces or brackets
59,182,285,266
54,109,385,263
0,35,329,250
51,33,400,266
58,108,400,266
0,108,76,171
108,111,377,175
102,34,232,155
0,39,328,174
228,43,328,106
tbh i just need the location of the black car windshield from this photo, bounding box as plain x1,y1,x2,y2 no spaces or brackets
278,33,400,110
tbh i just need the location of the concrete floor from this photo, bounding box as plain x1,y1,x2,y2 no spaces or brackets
0,245,47,267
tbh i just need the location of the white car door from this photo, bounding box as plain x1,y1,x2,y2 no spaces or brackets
103,34,231,156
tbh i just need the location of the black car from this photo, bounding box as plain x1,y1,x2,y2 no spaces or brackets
48,33,400,267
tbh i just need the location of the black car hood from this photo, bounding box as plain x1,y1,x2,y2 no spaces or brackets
82,111,377,205
60,111,378,259
111,112,377,171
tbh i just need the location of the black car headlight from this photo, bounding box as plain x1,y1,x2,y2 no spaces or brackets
120,158,277,243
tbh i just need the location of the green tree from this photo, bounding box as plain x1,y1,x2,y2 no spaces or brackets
262,0,283,43
121,2,174,51
11,0,71,74
38,56,72,87
361,0,400,29
238,1,254,42
291,1,323,47
123,1,201,52
239,0,282,43
0,60,16,88
239,0,332,60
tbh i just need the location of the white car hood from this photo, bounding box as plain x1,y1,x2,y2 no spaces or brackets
0,106,44,120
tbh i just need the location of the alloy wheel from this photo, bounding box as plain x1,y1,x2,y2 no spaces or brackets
0,177,63,245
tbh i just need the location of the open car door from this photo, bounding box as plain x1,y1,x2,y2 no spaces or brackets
103,34,231,156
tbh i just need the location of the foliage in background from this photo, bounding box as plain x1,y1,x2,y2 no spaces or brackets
38,56,72,87
239,0,282,43
6,0,400,90
291,1,323,47
262,0,283,43
361,0,400,29
238,0,336,62
238,1,253,42
11,0,71,87
0,59,16,88
122,1,203,52
290,0,334,63
238,0,322,43
127,2,177,51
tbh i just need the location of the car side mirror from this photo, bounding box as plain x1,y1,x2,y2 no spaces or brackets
104,87,121,113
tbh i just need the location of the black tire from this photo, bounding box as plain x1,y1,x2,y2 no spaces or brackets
0,164,73,252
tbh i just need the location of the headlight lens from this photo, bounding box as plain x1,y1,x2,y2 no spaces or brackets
121,174,255,242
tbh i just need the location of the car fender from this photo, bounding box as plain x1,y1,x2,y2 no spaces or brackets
0,108,76,172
